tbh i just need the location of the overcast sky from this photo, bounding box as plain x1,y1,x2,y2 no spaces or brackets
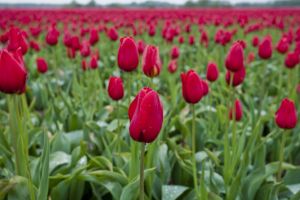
0,0,270,5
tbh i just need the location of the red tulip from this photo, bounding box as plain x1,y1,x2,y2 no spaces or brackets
0,48,27,94
284,52,299,69
189,35,195,45
81,59,87,71
89,28,99,46
148,25,156,37
276,37,289,54
71,36,80,51
275,98,297,129
201,80,209,96
30,40,40,52
170,46,180,59
225,67,246,87
107,27,118,41
108,76,124,101
63,31,72,48
206,62,219,82
90,55,98,69
7,27,28,55
229,99,243,121
128,87,163,143
142,45,161,77
178,36,184,44
252,36,260,47
46,26,59,46
137,40,146,55
200,31,209,47
181,70,204,104
117,37,139,72
225,41,244,72
36,57,48,74
168,59,177,74
258,36,272,59
80,40,91,57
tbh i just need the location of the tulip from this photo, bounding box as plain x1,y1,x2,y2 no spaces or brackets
7,27,28,55
117,37,139,72
148,25,156,37
275,98,297,129
0,49,27,94
63,31,72,48
189,35,195,45
36,57,48,74
284,52,299,69
229,99,243,121
142,45,161,77
206,62,219,82
170,46,180,59
258,36,272,59
108,76,124,101
89,28,99,46
46,26,59,46
81,59,87,71
225,67,246,87
178,36,184,44
252,36,260,47
128,87,163,143
30,41,40,52
137,40,146,55
107,27,118,41
80,40,91,57
168,59,177,74
71,36,81,51
200,31,209,47
201,80,209,96
181,70,204,104
225,41,244,72
90,55,98,69
276,37,289,54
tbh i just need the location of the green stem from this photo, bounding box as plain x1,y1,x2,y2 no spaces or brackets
140,143,146,200
191,104,199,199
277,131,287,181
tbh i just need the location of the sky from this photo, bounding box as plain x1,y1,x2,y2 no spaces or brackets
0,0,270,5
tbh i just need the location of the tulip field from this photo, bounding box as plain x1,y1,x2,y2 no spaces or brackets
0,7,300,200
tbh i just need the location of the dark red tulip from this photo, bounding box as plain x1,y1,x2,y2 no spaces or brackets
46,26,59,46
178,36,184,44
7,27,28,55
225,67,246,87
36,57,48,74
81,59,87,71
170,46,180,59
128,87,163,143
237,40,247,49
225,41,244,72
0,48,27,94
80,40,91,57
275,98,297,129
71,36,80,51
276,37,289,54
137,40,146,55
107,27,118,41
284,52,299,69
258,36,272,59
117,37,139,72
252,36,260,47
148,25,156,37
168,59,177,74
181,70,204,104
90,55,98,69
229,99,243,121
201,80,209,96
89,28,99,46
63,31,72,48
206,62,219,82
200,31,209,47
30,40,40,52
108,76,124,101
189,35,195,45
142,45,161,77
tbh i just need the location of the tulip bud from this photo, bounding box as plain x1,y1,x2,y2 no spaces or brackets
252,36,260,47
284,52,299,69
178,36,184,44
80,40,91,57
30,40,40,52
137,40,146,55
142,45,161,77
128,87,163,143
81,59,87,71
181,70,204,104
0,49,27,94
89,28,99,46
189,35,195,45
258,36,272,59
201,80,209,96
117,37,139,72
46,26,59,46
107,27,118,41
206,62,219,82
200,31,209,47
90,55,98,69
275,98,297,129
71,36,80,51
225,67,246,87
229,99,243,121
168,59,177,74
225,41,244,72
276,37,289,54
170,46,180,59
36,57,48,74
108,76,124,101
